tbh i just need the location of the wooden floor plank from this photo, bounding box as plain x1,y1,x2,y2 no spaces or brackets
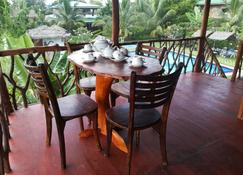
7,73,243,175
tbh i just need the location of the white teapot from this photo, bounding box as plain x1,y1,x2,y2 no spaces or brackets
103,45,115,58
112,50,125,61
93,36,109,52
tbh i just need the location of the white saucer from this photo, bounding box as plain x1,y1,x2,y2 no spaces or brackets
128,63,145,68
82,49,93,53
108,57,128,62
80,58,97,63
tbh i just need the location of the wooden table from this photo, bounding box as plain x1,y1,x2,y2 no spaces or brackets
68,55,162,153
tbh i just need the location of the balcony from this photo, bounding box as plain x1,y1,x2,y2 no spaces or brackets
0,37,242,174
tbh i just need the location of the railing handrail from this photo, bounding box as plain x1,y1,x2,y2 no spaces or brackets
231,40,243,81
0,42,89,57
0,37,203,57
119,37,203,46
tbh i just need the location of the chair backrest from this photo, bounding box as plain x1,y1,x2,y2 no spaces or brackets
0,64,13,116
135,42,167,64
129,62,183,126
66,42,85,54
24,56,61,119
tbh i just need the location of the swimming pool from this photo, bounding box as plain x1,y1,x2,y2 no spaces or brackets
123,44,233,74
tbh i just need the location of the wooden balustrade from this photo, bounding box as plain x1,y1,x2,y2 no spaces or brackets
0,38,226,109
120,37,226,77
0,44,85,109
231,40,243,81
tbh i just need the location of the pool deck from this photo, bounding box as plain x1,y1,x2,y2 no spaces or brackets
7,73,243,175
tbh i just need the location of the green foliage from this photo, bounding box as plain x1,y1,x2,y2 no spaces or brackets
51,0,85,34
68,27,94,43
94,0,198,40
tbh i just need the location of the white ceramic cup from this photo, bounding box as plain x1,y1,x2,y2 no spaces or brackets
132,56,144,67
84,53,95,60
83,44,92,52
112,50,125,60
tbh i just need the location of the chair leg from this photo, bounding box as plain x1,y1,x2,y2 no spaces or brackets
127,130,134,175
110,91,119,107
135,131,140,147
160,123,168,167
0,128,4,175
0,156,3,175
5,114,10,126
56,121,66,169
84,90,92,126
3,151,11,173
45,112,52,146
79,118,84,131
91,111,102,151
1,121,10,152
106,120,112,157
42,97,52,146
0,125,11,174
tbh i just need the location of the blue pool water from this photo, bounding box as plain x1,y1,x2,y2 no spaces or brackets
123,44,233,74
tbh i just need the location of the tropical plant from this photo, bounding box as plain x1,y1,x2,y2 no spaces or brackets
223,0,243,36
68,27,94,43
52,0,85,34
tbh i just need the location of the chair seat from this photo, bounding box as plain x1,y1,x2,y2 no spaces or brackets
111,81,130,98
57,94,97,119
79,76,96,90
106,104,161,129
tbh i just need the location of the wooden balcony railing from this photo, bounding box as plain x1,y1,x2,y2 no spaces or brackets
120,37,226,77
0,37,226,109
231,40,243,81
0,44,85,109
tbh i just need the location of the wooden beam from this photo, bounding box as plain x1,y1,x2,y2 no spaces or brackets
194,0,211,72
231,40,243,81
238,97,243,120
112,0,119,46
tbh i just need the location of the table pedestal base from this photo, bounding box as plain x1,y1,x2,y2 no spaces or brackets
79,128,94,138
96,75,128,153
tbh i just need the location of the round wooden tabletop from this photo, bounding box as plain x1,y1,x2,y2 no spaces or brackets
69,56,162,79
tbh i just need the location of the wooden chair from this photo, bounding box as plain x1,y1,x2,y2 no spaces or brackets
110,43,167,106
66,42,96,96
66,42,96,127
0,64,11,173
106,63,183,175
135,42,167,63
24,59,102,169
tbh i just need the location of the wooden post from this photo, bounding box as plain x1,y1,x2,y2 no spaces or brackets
194,0,211,72
231,40,243,81
238,97,243,120
112,0,119,46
